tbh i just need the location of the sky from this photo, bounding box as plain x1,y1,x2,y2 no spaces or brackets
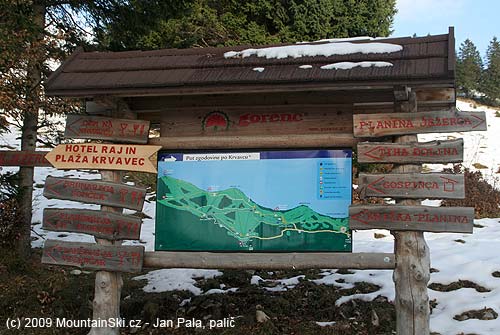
393,0,499,57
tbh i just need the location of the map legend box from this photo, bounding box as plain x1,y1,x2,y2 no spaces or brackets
317,161,349,200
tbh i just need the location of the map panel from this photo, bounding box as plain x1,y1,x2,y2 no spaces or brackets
155,150,352,251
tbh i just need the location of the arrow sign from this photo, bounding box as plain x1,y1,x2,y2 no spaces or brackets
353,110,487,137
358,173,465,199
357,139,464,163
349,205,474,233
41,240,144,273
65,115,150,144
0,150,51,167
42,208,142,240
43,176,147,210
45,144,161,173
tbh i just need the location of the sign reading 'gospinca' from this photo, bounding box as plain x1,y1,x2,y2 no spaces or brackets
358,173,465,199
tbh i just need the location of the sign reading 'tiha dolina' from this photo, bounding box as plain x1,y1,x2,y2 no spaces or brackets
357,139,464,164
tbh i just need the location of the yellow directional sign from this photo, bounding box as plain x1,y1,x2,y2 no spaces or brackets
45,144,161,173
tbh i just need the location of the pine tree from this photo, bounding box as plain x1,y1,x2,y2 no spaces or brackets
456,39,483,98
86,0,397,51
0,0,89,258
482,37,500,105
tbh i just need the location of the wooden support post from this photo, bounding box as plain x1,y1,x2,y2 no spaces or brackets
392,88,431,335
89,99,136,335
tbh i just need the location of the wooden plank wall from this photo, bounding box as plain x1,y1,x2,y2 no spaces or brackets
133,87,455,150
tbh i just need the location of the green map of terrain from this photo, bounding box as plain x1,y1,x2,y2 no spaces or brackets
156,176,351,251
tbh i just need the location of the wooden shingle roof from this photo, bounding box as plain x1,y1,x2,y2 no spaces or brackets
45,28,455,97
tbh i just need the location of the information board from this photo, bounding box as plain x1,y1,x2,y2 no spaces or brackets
155,150,352,252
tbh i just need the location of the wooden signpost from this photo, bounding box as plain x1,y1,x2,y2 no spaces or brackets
351,84,488,335
45,143,161,173
358,172,465,199
64,115,150,144
0,150,51,167
42,208,142,240
353,110,487,137
43,176,147,210
357,139,463,163
42,240,144,273
349,205,474,233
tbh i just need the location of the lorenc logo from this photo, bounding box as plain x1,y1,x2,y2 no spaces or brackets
238,113,304,127
201,111,305,131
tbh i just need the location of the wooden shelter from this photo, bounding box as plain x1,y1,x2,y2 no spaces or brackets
43,28,466,335
46,28,456,151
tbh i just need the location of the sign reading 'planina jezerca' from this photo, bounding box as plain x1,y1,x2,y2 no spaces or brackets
353,110,487,137
43,176,146,210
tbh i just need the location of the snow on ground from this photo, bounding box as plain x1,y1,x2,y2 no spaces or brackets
1,99,500,334
250,274,305,292
133,269,223,295
419,99,500,186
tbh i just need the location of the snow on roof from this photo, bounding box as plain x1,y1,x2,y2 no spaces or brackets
296,36,375,44
224,42,402,60
320,61,393,70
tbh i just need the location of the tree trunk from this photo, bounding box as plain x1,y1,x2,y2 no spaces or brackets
392,90,431,335
17,2,45,259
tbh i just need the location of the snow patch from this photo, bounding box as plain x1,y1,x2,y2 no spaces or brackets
320,61,393,70
224,42,402,59
298,65,313,69
133,269,223,295
315,321,336,327
296,36,375,44
204,288,238,295
252,67,265,73
251,274,305,292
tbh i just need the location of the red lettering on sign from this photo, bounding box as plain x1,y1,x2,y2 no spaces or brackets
119,189,128,203
120,123,128,135
238,113,304,127
102,120,112,128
